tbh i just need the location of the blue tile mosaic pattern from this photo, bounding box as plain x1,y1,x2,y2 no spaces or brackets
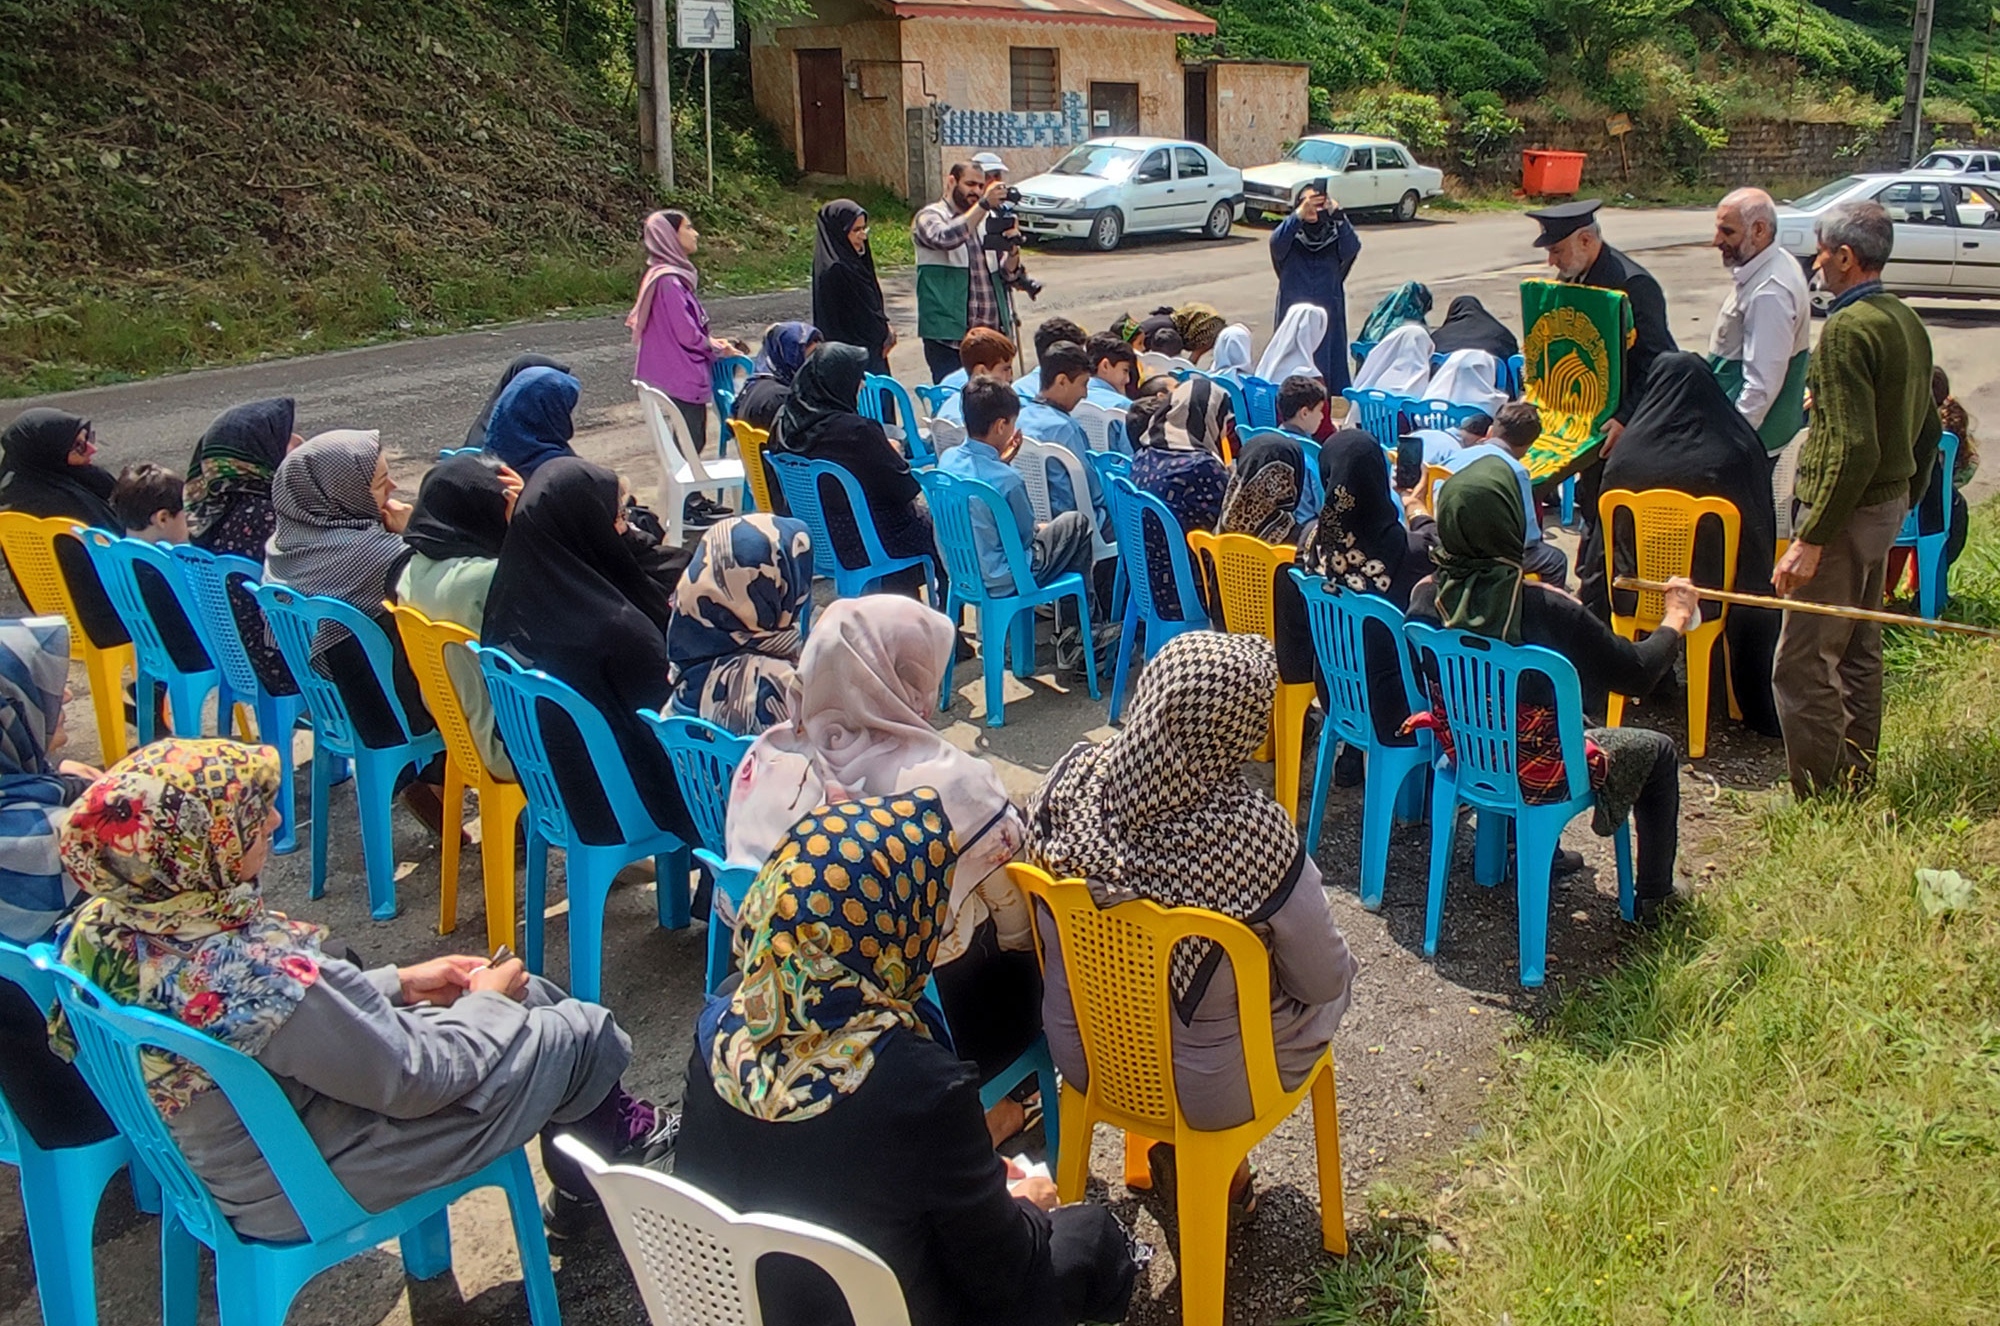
941,90,1087,147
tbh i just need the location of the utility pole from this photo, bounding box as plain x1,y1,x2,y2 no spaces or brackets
1898,0,1937,167
635,0,675,190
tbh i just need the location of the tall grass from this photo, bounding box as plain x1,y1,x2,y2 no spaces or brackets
1312,505,2000,1323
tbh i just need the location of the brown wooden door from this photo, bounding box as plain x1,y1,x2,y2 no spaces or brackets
1184,68,1210,146
1089,81,1139,137
797,49,847,175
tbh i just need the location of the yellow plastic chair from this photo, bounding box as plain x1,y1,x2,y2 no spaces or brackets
1597,488,1742,759
730,420,775,515
1184,530,1312,818
1422,461,1454,515
0,513,134,763
389,602,528,950
1010,863,1346,1325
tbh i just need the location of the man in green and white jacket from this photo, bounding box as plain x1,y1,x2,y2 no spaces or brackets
913,160,1032,383
1709,187,1812,456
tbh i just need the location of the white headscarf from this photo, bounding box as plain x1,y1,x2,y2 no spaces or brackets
1353,323,1435,396
1209,323,1253,378
1255,303,1329,382
1426,348,1508,414
722,596,1029,960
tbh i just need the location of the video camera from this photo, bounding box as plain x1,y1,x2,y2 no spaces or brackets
982,186,1024,252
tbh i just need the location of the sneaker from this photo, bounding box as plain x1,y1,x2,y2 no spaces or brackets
1053,627,1084,675
541,1186,606,1242
1550,847,1586,876
616,1107,681,1168
681,496,719,530
690,492,733,518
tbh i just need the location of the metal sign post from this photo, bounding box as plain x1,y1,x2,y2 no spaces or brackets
678,0,735,195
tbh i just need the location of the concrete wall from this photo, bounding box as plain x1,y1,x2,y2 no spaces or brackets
1448,116,1982,191
901,18,1186,190
749,0,907,186
1203,61,1310,171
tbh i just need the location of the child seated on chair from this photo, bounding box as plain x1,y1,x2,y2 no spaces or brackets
1027,630,1358,1220
679,790,1140,1326
112,463,191,545
1278,374,1331,441
49,739,676,1243
931,328,1018,426
935,380,1112,675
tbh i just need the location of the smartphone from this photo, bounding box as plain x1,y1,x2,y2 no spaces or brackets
1395,433,1425,493
1308,176,1330,200
487,943,515,968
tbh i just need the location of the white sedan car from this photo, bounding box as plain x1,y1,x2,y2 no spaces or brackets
1242,134,1445,223
1014,137,1243,252
1775,170,2000,309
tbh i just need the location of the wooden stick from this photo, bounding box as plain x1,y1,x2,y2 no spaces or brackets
1614,576,2000,640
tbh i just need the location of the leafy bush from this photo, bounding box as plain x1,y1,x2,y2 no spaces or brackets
1458,102,1525,170
1326,88,1452,151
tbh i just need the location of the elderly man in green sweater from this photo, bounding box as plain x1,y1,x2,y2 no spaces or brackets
1772,199,1941,795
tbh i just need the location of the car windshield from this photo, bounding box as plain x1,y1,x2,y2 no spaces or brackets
1917,152,1966,170
1283,140,1350,169
1050,145,1139,179
1789,175,1864,211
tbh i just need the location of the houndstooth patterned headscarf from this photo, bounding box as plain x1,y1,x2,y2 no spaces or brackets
1027,630,1303,1019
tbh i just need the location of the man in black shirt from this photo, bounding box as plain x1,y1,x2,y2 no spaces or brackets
1529,199,1679,547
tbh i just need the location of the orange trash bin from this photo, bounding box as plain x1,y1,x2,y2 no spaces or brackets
1521,149,1586,196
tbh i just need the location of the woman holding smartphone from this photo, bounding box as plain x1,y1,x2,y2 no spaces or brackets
1270,181,1361,394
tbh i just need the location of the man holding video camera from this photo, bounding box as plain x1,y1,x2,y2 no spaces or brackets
913,157,1041,383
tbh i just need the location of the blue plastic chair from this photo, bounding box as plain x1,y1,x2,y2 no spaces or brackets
1292,572,1433,908
252,585,444,920
1085,451,1133,487
641,711,754,991
1104,476,1210,723
172,546,314,854
1403,399,1483,432
1894,430,1961,619
80,532,226,745
1191,371,1250,436
1403,623,1635,988
861,373,936,466
0,941,161,1326
1341,387,1412,448
36,946,559,1326
435,446,484,460
1349,339,1377,373
476,648,691,1003
1504,354,1525,399
701,862,758,994
915,383,959,419
765,453,939,603
1558,474,1579,529
920,470,1100,727
1239,375,1281,430
710,355,754,455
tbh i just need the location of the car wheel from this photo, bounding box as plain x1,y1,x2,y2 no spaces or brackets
1203,201,1234,240
1395,190,1421,222
1088,208,1124,252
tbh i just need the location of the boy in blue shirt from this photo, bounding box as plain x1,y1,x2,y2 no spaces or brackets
931,327,1015,426
1016,341,1110,537
936,378,1116,674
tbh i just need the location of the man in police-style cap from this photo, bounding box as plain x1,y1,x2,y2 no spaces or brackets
1530,199,1679,618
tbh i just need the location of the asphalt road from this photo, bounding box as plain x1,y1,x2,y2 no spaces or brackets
5,206,2000,1326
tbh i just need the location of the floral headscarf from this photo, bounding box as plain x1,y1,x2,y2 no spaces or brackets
699,791,956,1123
53,740,321,1117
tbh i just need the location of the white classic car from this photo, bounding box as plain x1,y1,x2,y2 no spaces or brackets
1241,134,1445,222
1013,137,1244,252
1775,170,2000,310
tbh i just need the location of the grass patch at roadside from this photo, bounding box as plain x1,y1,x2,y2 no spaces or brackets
1309,504,2000,1323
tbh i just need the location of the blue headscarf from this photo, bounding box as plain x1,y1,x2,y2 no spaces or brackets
752,322,819,387
0,617,81,944
666,514,813,736
483,366,581,478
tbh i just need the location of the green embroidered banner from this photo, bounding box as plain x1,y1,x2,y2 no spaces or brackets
1518,279,1634,484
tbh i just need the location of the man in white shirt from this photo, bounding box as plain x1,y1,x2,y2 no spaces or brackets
1708,187,1812,455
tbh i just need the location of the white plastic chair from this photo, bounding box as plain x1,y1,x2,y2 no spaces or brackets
928,417,967,453
556,1135,912,1326
634,380,749,545
1013,436,1117,566
1070,400,1126,454
1138,351,1197,379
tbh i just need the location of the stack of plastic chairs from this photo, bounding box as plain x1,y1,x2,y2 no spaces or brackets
1010,863,1345,1326
477,648,690,1003
253,585,443,921
40,946,561,1326
1403,623,1635,987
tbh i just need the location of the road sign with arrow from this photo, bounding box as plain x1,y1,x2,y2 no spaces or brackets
678,0,735,49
